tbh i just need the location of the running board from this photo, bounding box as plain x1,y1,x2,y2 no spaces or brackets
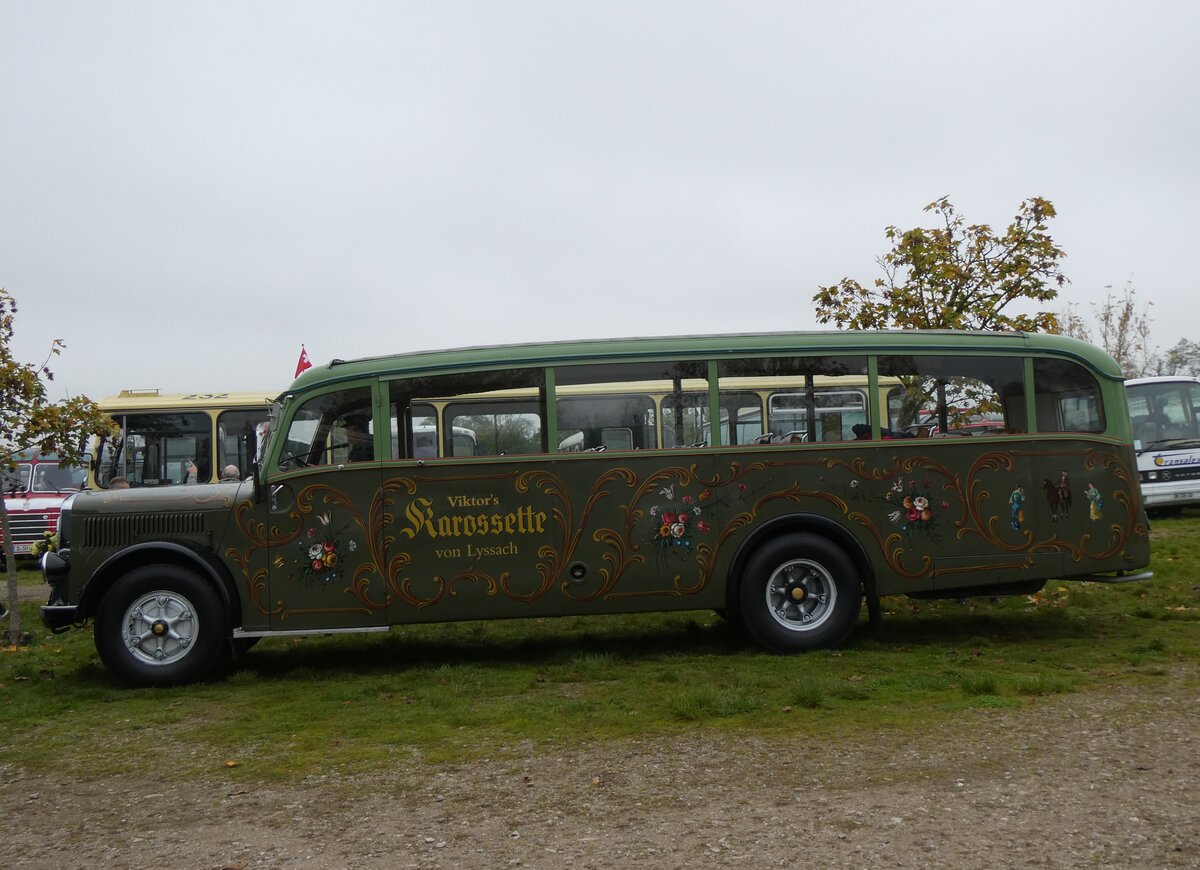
232,625,391,639
1070,570,1154,584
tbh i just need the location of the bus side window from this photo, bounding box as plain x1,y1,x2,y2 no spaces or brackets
880,355,1025,436
557,395,655,452
718,355,869,445
554,359,708,452
279,387,373,469
388,370,546,459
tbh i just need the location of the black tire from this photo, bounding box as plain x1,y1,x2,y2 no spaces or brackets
738,533,862,652
95,564,226,687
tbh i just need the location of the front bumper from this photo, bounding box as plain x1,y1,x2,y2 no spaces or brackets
41,603,80,631
1140,478,1200,508
40,549,79,631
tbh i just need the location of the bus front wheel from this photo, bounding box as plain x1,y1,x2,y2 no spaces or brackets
95,564,226,687
738,534,861,652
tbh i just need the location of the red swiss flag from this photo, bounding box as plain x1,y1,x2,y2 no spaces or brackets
295,345,312,378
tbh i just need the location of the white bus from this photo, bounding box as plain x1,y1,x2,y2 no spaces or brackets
1125,376,1200,512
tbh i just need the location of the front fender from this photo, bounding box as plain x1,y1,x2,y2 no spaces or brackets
77,541,238,623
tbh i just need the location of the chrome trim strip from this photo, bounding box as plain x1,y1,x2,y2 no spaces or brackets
232,625,390,639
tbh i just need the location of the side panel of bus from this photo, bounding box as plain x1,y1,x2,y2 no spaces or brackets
223,436,1147,632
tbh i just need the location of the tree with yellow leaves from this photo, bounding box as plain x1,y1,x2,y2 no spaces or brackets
813,196,1067,332
1,288,115,645
813,197,1068,427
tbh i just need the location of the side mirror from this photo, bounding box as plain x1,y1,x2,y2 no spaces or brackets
241,431,265,504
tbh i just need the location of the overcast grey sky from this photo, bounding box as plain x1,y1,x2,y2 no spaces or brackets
2,1,1197,401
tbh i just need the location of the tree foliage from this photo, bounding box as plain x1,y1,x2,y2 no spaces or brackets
1092,282,1156,378
813,196,1067,332
1,288,115,645
1164,339,1200,377
1055,300,1091,343
1055,282,1165,379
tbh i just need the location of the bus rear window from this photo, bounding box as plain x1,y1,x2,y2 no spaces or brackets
1032,359,1105,433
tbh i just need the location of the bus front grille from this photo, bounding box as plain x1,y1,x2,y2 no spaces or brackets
81,513,206,548
1,511,59,547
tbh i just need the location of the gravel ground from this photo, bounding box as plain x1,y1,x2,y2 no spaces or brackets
2,666,1197,869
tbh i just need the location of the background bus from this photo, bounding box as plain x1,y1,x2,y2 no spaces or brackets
91,390,275,488
417,374,1016,456
1,448,86,562
1125,376,1200,512
410,375,883,456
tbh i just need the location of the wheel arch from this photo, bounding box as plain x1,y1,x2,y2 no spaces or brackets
725,513,878,613
78,542,239,629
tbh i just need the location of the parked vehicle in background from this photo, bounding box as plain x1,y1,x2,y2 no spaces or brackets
901,412,1009,438
89,390,275,488
1125,376,1200,514
43,331,1153,686
1,448,86,565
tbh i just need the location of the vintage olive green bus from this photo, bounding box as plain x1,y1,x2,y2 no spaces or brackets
42,331,1153,685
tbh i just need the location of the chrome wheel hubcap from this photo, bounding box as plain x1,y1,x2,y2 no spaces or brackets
121,590,199,666
765,558,836,632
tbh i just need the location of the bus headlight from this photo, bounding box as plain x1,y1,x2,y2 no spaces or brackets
41,548,70,604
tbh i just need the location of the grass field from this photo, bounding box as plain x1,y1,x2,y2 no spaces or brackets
2,511,1197,784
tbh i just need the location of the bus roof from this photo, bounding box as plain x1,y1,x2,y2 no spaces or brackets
1125,375,1200,386
98,390,276,411
287,330,1124,391
2,447,64,463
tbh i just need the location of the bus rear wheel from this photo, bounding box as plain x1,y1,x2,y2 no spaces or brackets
739,534,861,652
95,564,226,687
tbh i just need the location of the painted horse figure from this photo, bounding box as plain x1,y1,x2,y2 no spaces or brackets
1043,478,1071,522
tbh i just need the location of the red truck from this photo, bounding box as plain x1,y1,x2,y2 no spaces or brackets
2,449,86,567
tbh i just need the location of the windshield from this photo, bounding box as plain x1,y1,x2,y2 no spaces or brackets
99,412,213,487
2,463,32,495
277,388,373,469
217,408,272,483
32,462,86,493
1127,380,1200,447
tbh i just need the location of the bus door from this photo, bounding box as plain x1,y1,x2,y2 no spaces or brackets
382,372,555,624
267,383,388,632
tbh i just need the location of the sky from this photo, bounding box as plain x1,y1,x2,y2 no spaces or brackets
2,1,1197,402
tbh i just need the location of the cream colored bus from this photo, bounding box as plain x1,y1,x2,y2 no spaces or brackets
90,389,274,488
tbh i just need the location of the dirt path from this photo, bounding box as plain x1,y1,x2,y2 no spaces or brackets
2,670,1197,869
